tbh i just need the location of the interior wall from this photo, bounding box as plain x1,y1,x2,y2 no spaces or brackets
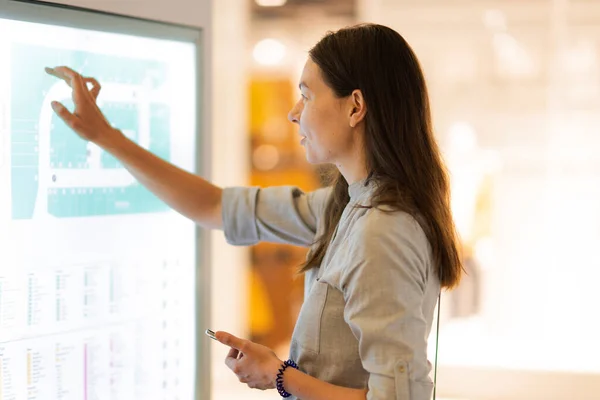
208,0,251,393
44,0,211,27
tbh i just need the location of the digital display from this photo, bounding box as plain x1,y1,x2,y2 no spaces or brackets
0,15,198,400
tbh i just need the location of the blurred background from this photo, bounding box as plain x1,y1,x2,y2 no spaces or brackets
211,0,600,399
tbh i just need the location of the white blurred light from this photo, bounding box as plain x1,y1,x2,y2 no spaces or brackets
564,41,597,73
253,39,286,66
255,0,287,7
448,122,477,153
253,144,280,171
483,9,506,31
474,237,495,271
492,33,535,76
0,120,3,168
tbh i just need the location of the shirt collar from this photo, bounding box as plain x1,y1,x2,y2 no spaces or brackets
347,177,377,201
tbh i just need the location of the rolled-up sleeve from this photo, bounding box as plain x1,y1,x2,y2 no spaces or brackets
221,185,331,247
341,211,435,400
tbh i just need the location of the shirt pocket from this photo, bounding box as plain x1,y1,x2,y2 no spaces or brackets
291,280,329,355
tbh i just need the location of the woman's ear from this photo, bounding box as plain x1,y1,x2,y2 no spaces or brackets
349,89,367,128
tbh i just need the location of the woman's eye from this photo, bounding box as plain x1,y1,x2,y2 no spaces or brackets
300,93,307,100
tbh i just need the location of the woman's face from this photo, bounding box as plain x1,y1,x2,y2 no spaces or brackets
288,59,355,165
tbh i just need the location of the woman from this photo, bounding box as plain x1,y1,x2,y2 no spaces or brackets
46,23,462,400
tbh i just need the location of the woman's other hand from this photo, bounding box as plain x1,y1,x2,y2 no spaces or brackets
45,66,121,146
216,331,283,391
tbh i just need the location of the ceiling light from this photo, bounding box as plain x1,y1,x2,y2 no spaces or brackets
253,39,286,66
255,0,287,6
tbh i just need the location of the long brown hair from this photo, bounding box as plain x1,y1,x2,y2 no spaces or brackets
300,24,462,289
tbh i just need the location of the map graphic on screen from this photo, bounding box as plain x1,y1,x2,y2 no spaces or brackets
11,44,171,219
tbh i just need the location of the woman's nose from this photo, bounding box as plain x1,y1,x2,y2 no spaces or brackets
288,101,301,124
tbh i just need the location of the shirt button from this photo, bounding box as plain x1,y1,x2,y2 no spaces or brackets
398,366,406,373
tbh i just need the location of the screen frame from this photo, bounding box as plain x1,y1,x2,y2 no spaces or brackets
0,1,210,399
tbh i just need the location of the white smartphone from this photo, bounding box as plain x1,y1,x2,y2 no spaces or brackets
205,329,217,341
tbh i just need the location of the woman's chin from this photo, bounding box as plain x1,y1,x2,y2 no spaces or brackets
305,155,317,164
302,146,327,165
304,153,326,165
304,152,318,164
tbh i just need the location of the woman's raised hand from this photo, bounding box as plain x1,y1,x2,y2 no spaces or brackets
45,66,120,146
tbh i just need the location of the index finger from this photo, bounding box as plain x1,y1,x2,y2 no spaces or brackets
45,66,68,83
45,66,76,87
215,331,245,351
46,66,90,103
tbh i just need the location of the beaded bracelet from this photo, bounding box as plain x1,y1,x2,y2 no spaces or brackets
276,359,298,398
